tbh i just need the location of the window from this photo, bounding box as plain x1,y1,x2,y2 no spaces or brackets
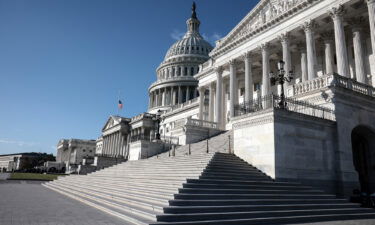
240,88,245,96
184,67,188,75
191,67,194,75
82,149,86,152
89,150,92,153
254,83,261,91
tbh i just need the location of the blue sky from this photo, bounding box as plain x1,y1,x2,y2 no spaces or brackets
0,0,259,155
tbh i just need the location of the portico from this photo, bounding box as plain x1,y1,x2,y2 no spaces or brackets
196,0,375,129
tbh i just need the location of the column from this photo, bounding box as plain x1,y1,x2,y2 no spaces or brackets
178,86,182,104
169,87,173,105
193,88,197,98
279,32,292,87
330,5,350,77
299,44,308,82
173,87,177,105
260,43,271,96
174,66,178,77
321,33,335,74
163,87,167,106
155,90,159,107
367,0,375,57
229,59,237,118
215,67,223,126
243,52,253,103
209,83,215,121
185,86,190,102
302,20,317,80
102,137,107,155
149,93,152,108
350,18,366,83
198,86,205,120
114,132,119,156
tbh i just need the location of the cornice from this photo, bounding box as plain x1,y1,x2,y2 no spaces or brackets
210,0,321,59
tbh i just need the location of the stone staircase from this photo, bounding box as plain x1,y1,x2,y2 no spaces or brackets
155,130,233,159
43,152,375,225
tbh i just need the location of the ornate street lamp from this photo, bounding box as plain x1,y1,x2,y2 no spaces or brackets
270,60,293,109
155,109,162,140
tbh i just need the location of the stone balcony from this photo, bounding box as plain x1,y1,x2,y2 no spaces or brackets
287,73,375,98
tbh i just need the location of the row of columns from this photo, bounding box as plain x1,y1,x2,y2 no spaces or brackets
199,2,375,124
102,132,127,157
150,86,197,108
159,65,199,79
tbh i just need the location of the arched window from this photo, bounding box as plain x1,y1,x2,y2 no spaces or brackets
191,67,194,75
184,67,188,76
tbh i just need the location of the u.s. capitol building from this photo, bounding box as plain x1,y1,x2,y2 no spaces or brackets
45,0,375,224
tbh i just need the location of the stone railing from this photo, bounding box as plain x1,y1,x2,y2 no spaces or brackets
130,112,154,122
332,75,375,97
234,94,336,121
150,76,197,88
175,118,219,129
288,73,375,98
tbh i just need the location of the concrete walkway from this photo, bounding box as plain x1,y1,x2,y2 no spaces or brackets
0,180,129,225
0,172,10,180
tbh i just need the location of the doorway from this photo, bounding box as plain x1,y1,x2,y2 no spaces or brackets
351,125,375,195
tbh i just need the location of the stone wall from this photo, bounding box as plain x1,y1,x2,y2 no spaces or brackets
233,109,339,194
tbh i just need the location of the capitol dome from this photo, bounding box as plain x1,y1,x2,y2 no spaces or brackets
148,2,212,114
164,32,213,60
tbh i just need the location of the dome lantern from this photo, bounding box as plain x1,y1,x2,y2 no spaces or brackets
186,2,200,35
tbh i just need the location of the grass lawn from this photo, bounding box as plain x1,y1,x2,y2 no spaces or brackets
9,173,65,181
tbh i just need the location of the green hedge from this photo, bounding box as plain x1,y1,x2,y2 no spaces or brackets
9,173,65,181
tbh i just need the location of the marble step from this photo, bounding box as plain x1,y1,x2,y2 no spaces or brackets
43,183,155,225
65,176,186,187
199,175,272,181
151,212,375,225
186,178,301,186
156,208,375,222
53,180,176,201
169,198,349,207
98,168,206,174
177,188,325,195
182,182,312,190
46,182,168,212
63,179,180,193
201,171,270,177
163,203,361,214
173,193,337,200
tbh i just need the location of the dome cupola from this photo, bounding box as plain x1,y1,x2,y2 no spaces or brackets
164,2,213,61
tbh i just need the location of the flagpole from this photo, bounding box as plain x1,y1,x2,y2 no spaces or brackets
118,90,120,116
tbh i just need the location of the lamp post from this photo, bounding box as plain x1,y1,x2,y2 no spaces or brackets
270,60,293,109
155,110,162,140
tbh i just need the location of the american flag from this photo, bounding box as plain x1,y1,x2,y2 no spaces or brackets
118,100,123,110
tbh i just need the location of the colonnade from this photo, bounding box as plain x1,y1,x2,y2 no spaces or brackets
101,131,128,157
149,85,197,109
158,65,200,79
198,3,375,126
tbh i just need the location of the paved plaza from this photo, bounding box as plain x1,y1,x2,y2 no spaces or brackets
0,181,128,225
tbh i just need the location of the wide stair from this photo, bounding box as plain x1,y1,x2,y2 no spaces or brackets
44,152,375,225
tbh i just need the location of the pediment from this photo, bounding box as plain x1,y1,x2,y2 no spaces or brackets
102,116,118,131
211,0,306,56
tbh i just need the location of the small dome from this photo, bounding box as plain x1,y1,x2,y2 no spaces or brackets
164,33,213,60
